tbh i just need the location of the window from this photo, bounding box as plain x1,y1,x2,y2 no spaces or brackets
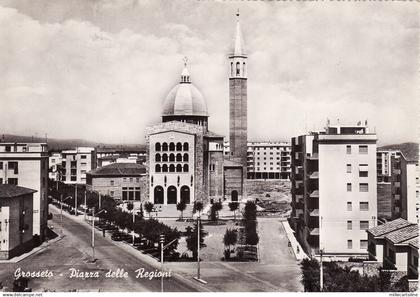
360,240,368,249
155,143,161,151
176,153,182,162
347,183,352,192
162,143,168,151
183,153,189,162
346,164,351,173
359,171,368,177
110,180,114,186
359,145,368,154
346,145,351,154
176,164,182,172
183,164,189,172
360,221,369,230
347,202,352,211
162,164,168,172
236,62,240,75
347,240,353,249
8,178,18,185
8,162,18,174
360,202,369,211
183,142,189,151
347,221,352,230
110,191,114,197
169,164,175,172
169,142,175,151
123,177,127,182
81,155,87,159
169,154,175,162
81,162,87,166
155,154,161,162
359,183,369,192
155,164,161,173
162,154,168,162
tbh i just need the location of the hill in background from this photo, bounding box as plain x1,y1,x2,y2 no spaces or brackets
379,142,419,161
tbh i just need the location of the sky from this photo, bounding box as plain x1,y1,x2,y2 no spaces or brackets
0,0,418,145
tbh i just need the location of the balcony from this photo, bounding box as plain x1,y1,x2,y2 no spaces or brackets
309,190,319,198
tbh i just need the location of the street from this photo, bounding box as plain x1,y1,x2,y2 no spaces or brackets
0,205,200,292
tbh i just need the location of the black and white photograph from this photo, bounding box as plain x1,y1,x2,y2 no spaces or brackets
0,0,418,294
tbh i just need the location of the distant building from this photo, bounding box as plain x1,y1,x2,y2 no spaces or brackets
97,155,139,168
0,143,48,240
289,122,378,259
0,184,35,259
61,147,96,184
224,141,292,179
377,150,400,183
367,218,418,280
390,144,420,224
86,163,146,203
48,152,62,181
95,148,146,167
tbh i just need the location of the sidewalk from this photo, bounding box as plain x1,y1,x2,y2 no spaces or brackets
282,220,308,261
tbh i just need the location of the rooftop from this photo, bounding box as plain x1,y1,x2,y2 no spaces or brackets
0,184,37,198
88,163,146,177
385,224,418,245
367,218,412,237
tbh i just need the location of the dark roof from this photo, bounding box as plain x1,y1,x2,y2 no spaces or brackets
204,131,224,139
0,184,37,198
367,218,411,237
385,224,419,244
88,163,146,177
403,237,418,249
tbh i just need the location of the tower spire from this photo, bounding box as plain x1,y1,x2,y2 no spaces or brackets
233,10,245,56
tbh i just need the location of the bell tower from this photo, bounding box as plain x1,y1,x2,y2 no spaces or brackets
228,11,247,168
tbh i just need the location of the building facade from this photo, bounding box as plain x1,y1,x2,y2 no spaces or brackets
290,122,378,258
0,143,48,240
48,152,63,181
377,150,400,183
86,163,146,203
0,184,35,260
391,146,420,224
61,147,96,184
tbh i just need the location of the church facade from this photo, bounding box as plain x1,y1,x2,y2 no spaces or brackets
145,13,247,206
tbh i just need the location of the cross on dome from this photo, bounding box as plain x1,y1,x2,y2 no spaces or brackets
181,56,190,83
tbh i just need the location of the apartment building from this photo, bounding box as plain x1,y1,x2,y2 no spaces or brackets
390,144,419,224
61,147,96,184
377,150,400,183
48,152,62,181
0,184,35,259
0,142,49,240
224,141,292,179
290,122,378,259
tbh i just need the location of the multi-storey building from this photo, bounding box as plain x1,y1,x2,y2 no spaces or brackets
0,184,35,259
377,150,400,183
390,144,419,224
61,147,96,184
86,163,146,204
290,122,378,259
48,152,62,181
96,147,146,167
224,141,292,179
0,142,48,240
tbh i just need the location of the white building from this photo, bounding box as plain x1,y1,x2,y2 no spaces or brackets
0,142,49,240
377,150,400,183
61,147,96,184
290,122,378,259
48,152,62,181
224,141,292,179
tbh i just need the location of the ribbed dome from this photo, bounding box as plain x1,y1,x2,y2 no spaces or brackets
162,64,208,117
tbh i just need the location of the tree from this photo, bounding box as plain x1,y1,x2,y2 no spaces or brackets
228,202,239,221
223,229,238,252
210,202,223,221
126,202,134,212
138,203,144,220
176,201,187,220
193,201,204,215
245,230,259,245
244,201,257,221
144,202,154,219
186,219,207,260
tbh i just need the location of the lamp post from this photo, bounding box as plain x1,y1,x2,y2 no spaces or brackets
84,191,87,220
74,183,78,216
193,212,207,284
91,207,106,262
160,234,165,292
60,195,72,223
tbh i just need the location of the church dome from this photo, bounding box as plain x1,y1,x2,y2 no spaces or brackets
162,63,208,117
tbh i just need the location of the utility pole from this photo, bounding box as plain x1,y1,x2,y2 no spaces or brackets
74,183,78,216
84,191,87,220
197,214,201,280
160,234,165,292
92,207,95,262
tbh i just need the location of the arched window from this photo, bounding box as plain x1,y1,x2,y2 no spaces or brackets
155,143,161,151
183,164,189,172
181,185,190,204
169,164,175,172
167,186,177,204
162,142,168,151
155,153,161,162
169,142,175,151
169,153,175,162
151,176,154,187
183,142,189,151
162,164,168,172
154,186,164,204
176,153,182,162
236,62,240,76
231,62,234,77
191,175,193,186
176,142,182,151
176,164,182,172
243,62,246,76
155,164,161,173
183,153,189,162
162,153,168,162
231,190,238,202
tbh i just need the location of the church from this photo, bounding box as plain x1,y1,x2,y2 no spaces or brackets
145,13,248,206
